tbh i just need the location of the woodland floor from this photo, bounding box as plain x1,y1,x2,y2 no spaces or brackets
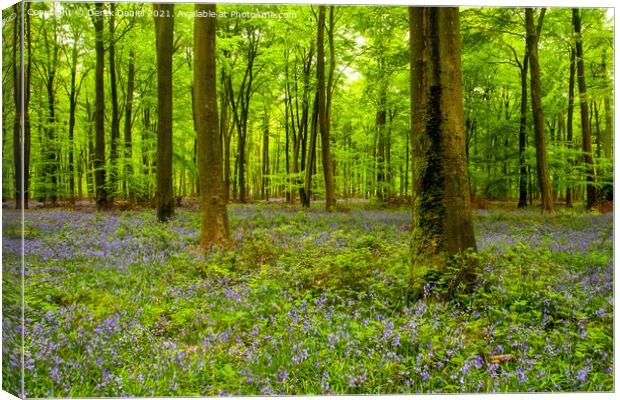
1,202,614,396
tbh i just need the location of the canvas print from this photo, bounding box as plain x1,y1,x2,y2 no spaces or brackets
1,0,614,397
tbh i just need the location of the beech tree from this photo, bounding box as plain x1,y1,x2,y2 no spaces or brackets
572,8,597,210
195,4,229,245
92,2,108,211
317,5,336,211
525,8,553,213
409,7,477,289
154,3,175,221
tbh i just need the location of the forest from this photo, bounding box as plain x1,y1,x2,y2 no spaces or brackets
1,1,615,397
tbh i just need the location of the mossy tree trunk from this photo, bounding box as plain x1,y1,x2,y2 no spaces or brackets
409,7,477,290
195,3,229,246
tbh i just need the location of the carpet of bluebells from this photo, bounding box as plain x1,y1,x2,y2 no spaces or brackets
2,203,614,396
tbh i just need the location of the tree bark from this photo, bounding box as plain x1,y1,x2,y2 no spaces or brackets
409,7,477,289
302,92,319,208
566,48,576,207
261,110,270,201
67,34,79,204
109,3,120,201
318,5,336,211
220,70,231,202
572,8,597,210
525,8,553,212
93,3,108,210
24,5,31,208
12,4,22,209
195,3,229,246
517,50,529,208
124,48,136,207
154,3,175,221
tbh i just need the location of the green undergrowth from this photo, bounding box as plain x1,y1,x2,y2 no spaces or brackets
2,204,613,396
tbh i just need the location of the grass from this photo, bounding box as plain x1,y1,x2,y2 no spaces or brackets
1,202,614,396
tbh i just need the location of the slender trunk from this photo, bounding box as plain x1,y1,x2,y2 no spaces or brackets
109,3,120,201
572,8,597,210
376,81,387,201
303,92,319,207
24,6,31,208
44,22,59,204
603,96,612,159
93,3,108,210
220,73,230,202
517,51,529,208
525,8,553,212
261,110,270,201
593,101,601,159
318,6,336,211
124,48,136,207
566,48,576,207
12,4,22,209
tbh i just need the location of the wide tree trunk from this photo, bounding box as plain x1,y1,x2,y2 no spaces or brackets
154,3,175,221
409,7,477,290
195,3,229,246
572,8,597,210
525,8,553,212
93,2,108,210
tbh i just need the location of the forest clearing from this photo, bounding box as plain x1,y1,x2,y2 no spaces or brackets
1,0,614,397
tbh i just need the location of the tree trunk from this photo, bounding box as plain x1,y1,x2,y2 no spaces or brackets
220,71,231,202
318,5,336,211
593,100,601,159
376,82,388,202
195,3,229,246
409,7,477,290
566,48,576,207
603,96,612,159
517,51,529,208
154,3,175,221
109,3,120,201
124,48,136,207
261,110,270,201
68,36,78,204
572,8,597,210
12,4,22,209
525,8,553,212
93,3,108,210
24,5,31,208
302,92,319,208
43,18,60,205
